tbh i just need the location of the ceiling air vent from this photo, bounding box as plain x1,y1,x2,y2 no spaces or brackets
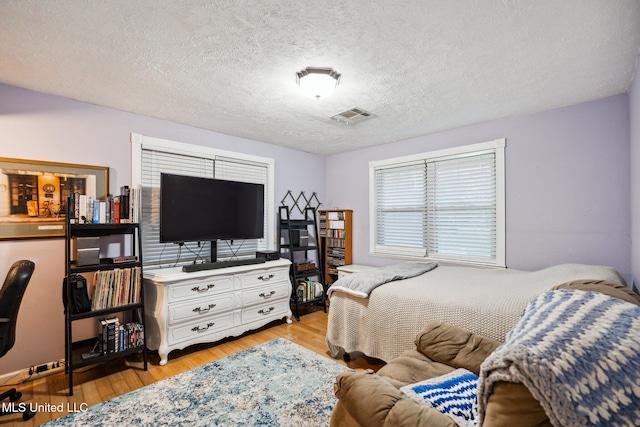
330,107,375,125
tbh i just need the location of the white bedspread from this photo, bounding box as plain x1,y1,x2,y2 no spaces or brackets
326,263,625,363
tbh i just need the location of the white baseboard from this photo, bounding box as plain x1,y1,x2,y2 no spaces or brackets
0,361,64,386
0,369,23,386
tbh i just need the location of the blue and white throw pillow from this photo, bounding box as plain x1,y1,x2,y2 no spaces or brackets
400,368,478,427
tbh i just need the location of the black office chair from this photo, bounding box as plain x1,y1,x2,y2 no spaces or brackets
0,260,35,421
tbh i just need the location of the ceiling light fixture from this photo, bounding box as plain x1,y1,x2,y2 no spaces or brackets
296,67,341,100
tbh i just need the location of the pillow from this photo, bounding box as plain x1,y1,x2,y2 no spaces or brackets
482,381,551,427
415,322,501,374
553,279,640,306
400,368,478,427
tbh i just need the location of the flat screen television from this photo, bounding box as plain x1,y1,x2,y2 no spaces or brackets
160,173,265,244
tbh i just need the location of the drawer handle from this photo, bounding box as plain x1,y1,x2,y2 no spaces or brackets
258,274,275,281
258,290,276,299
192,284,215,293
192,322,215,332
258,307,275,315
193,303,216,314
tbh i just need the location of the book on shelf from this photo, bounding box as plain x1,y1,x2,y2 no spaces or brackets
99,200,107,224
119,186,130,222
327,229,346,238
327,211,346,220
91,267,141,310
79,194,87,222
327,220,345,229
68,196,76,221
327,238,346,248
92,199,100,224
100,317,119,355
296,280,323,302
113,197,120,223
99,317,144,355
328,258,346,266
68,185,140,225
120,322,144,351
319,213,327,237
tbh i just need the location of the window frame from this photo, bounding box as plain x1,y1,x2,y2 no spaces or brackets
369,138,506,268
131,133,275,269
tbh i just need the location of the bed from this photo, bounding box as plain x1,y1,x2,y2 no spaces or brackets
325,262,626,363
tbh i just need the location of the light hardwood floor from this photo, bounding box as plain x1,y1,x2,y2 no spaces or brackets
0,309,384,426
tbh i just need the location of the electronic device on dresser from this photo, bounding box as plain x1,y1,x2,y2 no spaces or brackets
160,173,265,272
256,250,280,261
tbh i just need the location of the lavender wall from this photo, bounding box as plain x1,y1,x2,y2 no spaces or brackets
325,95,631,276
0,83,633,377
630,55,640,290
0,84,326,375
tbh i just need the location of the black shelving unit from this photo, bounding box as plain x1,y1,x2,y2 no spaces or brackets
64,210,147,396
278,206,325,321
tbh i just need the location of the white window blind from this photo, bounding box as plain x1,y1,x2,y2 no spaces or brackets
370,139,505,267
132,134,273,268
426,152,497,262
373,162,427,257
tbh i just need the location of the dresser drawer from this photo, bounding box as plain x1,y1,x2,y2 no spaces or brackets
240,266,290,288
143,259,292,365
241,299,290,324
167,274,234,302
168,293,236,325
240,281,290,307
168,311,236,345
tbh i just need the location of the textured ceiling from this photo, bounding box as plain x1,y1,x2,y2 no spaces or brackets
1,1,639,155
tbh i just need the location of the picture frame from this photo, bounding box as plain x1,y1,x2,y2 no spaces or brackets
0,158,109,239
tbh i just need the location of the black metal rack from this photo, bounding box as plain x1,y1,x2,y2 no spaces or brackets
64,207,147,396
278,206,325,321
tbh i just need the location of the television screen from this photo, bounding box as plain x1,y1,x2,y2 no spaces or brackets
160,173,265,243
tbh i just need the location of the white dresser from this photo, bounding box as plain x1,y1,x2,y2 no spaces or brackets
144,259,292,365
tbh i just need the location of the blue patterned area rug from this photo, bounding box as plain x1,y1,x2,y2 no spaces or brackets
44,338,348,426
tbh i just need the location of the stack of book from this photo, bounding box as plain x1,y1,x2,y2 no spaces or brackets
68,185,140,224
91,267,141,310
296,280,323,302
100,317,144,354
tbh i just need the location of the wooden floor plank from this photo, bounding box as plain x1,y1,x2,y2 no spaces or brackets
0,309,383,426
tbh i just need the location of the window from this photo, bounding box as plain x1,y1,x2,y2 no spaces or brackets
131,133,274,268
369,139,505,267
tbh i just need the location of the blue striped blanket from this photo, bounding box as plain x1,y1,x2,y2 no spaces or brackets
478,289,640,426
401,368,478,427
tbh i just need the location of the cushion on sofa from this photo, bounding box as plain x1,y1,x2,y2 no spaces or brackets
552,279,640,306
332,370,457,427
414,321,501,374
483,382,552,427
376,349,454,387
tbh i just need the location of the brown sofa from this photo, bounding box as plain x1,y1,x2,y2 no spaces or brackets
330,280,640,427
